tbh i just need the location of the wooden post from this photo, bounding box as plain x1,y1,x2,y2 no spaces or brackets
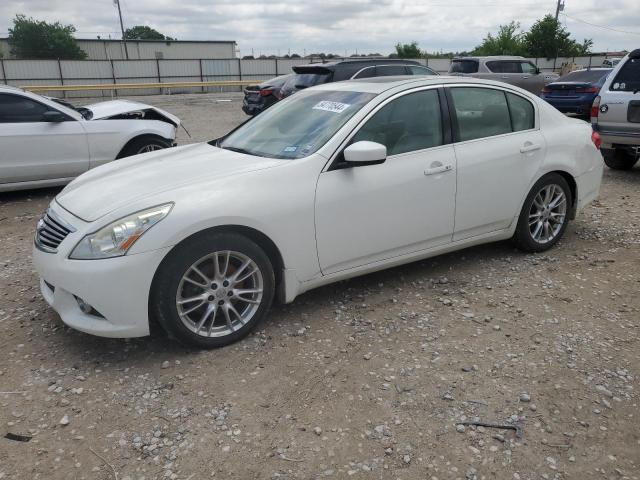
57,59,65,99
238,58,242,93
199,59,204,93
110,59,117,98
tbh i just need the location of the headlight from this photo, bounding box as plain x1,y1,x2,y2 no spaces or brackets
69,204,173,259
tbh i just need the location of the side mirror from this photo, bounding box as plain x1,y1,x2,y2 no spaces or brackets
343,141,387,166
42,110,66,122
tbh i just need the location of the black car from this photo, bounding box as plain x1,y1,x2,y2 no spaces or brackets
242,59,438,115
242,74,294,116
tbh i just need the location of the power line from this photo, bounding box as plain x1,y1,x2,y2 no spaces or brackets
562,13,640,36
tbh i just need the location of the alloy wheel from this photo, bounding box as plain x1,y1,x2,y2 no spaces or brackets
528,184,567,244
176,251,264,338
138,144,164,154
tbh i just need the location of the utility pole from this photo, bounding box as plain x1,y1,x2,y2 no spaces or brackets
554,0,564,22
114,0,129,59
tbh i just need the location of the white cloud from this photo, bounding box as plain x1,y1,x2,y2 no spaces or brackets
1,0,638,55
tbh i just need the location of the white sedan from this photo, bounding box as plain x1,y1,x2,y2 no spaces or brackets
32,76,603,348
0,85,180,192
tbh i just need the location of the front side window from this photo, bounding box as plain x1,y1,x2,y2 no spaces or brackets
0,93,50,123
450,87,512,141
610,57,640,92
520,62,538,74
450,60,479,74
486,61,520,73
350,89,443,156
218,90,376,159
408,65,438,76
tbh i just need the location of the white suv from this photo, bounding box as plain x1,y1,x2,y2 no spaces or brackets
591,49,640,170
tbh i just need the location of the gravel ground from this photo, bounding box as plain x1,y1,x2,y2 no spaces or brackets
0,93,639,480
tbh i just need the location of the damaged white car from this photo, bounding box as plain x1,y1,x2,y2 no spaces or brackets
0,85,181,192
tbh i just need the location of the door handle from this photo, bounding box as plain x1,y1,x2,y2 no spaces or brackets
522,75,530,79
520,143,541,154
424,162,453,176
501,76,509,79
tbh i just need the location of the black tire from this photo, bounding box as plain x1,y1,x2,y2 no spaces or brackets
512,173,572,253
117,136,172,159
150,232,275,349
602,148,638,170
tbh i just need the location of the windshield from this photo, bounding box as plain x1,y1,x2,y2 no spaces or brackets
611,58,640,92
218,89,376,159
559,69,611,83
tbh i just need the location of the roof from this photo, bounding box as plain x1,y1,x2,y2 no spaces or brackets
313,75,530,95
300,59,420,70
453,56,525,61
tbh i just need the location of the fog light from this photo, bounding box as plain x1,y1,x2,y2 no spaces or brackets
75,296,93,314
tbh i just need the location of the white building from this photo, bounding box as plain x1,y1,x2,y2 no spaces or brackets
0,38,238,60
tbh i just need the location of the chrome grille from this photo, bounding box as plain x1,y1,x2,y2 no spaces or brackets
35,209,75,253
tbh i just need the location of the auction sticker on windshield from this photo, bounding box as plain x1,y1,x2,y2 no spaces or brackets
313,101,351,113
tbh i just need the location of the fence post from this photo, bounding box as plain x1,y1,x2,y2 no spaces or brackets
0,59,6,85
110,59,117,98
275,58,278,76
57,59,65,99
238,58,242,93
552,57,557,72
156,58,162,95
588,55,592,68
199,59,205,93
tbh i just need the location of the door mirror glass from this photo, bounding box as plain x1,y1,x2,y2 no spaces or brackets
42,110,67,122
343,141,387,165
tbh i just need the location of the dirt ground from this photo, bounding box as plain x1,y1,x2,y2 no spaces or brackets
0,93,638,480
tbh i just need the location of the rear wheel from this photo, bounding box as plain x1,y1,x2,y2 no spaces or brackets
512,173,572,253
602,147,638,170
151,232,275,348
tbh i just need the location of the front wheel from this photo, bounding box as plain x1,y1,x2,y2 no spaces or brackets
150,232,275,348
512,174,572,252
118,136,173,159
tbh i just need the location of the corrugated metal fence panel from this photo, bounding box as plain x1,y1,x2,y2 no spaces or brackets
535,58,557,70
60,60,113,80
4,60,60,81
113,60,158,79
240,60,278,78
159,60,200,78
202,59,240,77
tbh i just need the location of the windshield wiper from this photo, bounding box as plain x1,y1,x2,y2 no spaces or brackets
220,145,254,155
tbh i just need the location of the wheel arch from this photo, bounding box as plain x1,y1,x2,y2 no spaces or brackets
548,170,578,219
116,133,173,159
151,224,287,306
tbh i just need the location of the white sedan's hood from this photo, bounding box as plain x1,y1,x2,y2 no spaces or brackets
56,143,286,222
84,99,181,126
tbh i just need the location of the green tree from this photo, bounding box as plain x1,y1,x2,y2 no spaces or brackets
472,21,526,56
394,41,423,58
8,14,87,59
523,14,592,58
124,25,175,41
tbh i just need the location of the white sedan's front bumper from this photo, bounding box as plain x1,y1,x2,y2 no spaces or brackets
32,216,171,338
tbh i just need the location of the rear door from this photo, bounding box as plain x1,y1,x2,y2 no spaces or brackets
482,60,523,87
0,92,90,185
447,86,545,240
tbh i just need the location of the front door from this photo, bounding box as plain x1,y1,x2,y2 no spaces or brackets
315,88,457,274
0,93,89,185
447,86,545,240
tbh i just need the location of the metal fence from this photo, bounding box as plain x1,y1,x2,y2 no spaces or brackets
0,55,615,98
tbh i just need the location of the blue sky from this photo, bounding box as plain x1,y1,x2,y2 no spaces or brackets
1,0,638,56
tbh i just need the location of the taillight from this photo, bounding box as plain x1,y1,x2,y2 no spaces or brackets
541,86,551,94
576,86,599,94
259,88,273,97
591,95,601,121
591,130,601,150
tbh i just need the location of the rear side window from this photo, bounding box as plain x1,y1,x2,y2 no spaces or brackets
352,66,375,79
450,60,478,74
449,87,511,141
376,65,409,77
486,61,521,73
507,93,535,131
520,62,538,74
351,89,443,156
610,57,640,92
0,93,50,123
